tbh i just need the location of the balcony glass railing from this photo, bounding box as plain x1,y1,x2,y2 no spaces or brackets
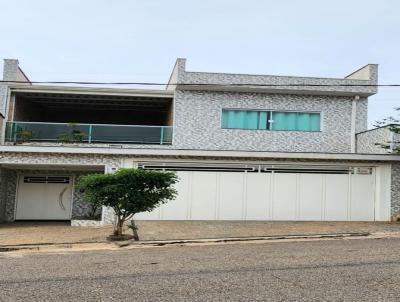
5,121,173,145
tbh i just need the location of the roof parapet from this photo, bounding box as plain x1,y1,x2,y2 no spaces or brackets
166,58,186,91
2,59,31,84
344,64,378,83
169,58,378,96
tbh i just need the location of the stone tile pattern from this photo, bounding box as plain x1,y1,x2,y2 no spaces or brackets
165,58,375,153
176,59,378,95
172,90,368,153
355,99,368,134
0,152,122,167
391,162,400,218
0,168,9,222
2,168,17,222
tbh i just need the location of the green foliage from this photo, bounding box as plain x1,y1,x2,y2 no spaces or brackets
15,127,33,143
57,123,87,143
77,168,178,236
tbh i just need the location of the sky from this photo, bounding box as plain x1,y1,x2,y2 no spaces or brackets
0,0,399,127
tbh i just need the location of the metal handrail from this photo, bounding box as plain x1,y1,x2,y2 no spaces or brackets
5,121,173,144
7,121,173,128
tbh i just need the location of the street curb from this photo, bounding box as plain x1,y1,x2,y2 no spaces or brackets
0,232,371,252
120,232,371,247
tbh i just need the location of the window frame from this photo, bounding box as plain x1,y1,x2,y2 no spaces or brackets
220,108,322,132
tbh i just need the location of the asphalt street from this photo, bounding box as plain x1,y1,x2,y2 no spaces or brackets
0,237,400,301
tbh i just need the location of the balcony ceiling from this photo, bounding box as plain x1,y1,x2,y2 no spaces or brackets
16,92,172,111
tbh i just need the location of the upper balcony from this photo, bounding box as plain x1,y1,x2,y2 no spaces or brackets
5,87,174,145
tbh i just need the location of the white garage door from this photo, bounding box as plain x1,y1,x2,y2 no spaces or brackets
134,164,376,221
15,176,73,220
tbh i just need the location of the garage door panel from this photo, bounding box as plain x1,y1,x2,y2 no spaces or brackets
350,174,375,221
299,174,323,221
324,174,349,221
219,172,244,220
190,172,218,220
132,164,377,222
245,173,271,220
273,173,297,220
161,171,190,220
134,209,160,220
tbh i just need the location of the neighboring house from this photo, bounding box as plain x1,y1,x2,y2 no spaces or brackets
357,124,400,154
0,58,399,224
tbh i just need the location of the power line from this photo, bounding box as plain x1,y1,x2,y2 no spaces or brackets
0,80,400,87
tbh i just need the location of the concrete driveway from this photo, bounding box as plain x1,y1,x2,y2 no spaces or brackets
1,221,400,246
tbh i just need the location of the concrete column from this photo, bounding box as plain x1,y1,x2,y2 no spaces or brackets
350,96,359,153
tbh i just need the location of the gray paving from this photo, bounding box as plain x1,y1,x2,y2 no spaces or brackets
3,221,400,246
0,238,400,301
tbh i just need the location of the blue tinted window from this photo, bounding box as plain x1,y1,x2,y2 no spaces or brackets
222,109,320,131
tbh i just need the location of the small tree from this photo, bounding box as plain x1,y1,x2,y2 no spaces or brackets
77,168,177,238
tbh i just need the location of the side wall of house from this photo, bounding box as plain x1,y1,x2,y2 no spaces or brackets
356,128,391,154
172,90,362,153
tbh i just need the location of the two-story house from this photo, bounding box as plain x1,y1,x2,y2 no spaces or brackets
0,58,399,224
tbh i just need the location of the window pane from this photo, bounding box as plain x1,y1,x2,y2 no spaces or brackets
222,109,320,132
310,113,321,131
221,110,229,128
271,112,286,130
297,113,311,131
286,112,297,130
258,111,268,130
245,111,259,129
236,111,246,128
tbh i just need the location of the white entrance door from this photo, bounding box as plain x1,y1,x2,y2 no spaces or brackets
134,166,377,221
16,176,72,220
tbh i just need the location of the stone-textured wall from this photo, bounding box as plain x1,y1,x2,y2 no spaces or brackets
178,61,377,96
0,167,7,222
3,168,17,222
172,90,357,153
0,152,122,167
355,99,368,134
391,162,400,218
356,127,392,154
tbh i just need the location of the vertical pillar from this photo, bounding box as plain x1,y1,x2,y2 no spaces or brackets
350,96,359,153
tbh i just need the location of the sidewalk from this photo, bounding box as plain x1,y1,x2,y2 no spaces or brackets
1,221,400,247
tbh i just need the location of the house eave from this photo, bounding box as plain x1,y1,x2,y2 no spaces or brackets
176,84,376,97
0,146,399,162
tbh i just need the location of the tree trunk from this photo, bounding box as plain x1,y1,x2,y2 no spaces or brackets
115,216,125,236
